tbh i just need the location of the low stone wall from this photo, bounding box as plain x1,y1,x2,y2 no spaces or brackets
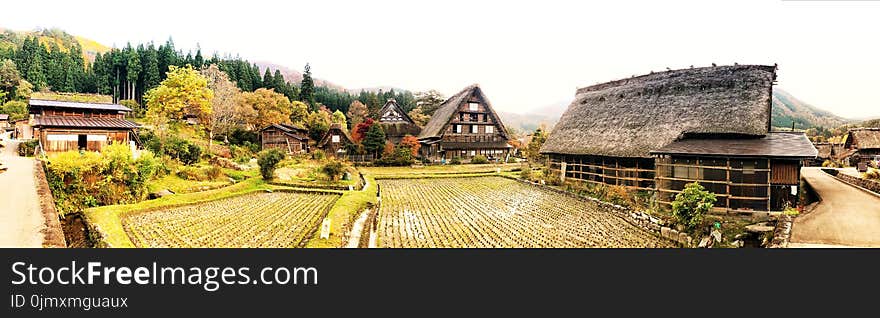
833,172,880,196
767,214,794,248
504,176,695,247
33,159,67,248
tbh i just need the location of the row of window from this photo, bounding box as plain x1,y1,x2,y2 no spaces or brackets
452,124,495,134
458,113,489,122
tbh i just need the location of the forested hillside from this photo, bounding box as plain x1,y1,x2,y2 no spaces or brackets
0,27,417,118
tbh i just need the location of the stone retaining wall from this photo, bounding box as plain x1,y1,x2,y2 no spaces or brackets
34,159,67,248
504,176,695,247
834,172,880,196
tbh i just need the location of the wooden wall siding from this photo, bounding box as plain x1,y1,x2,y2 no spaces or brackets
654,156,801,212
40,129,130,153
261,129,308,154
548,154,655,191
444,148,509,160
770,161,799,185
441,94,505,144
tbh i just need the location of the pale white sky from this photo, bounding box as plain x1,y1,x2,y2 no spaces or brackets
2,0,879,118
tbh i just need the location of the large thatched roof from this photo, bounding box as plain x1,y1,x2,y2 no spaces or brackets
848,128,880,150
541,65,777,157
418,84,509,140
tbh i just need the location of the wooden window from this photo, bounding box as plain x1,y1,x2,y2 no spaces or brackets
468,102,479,111
332,135,340,143
455,125,462,133
486,126,494,134
471,125,478,134
771,161,798,185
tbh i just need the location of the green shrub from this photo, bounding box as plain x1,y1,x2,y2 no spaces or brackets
671,182,717,233
506,156,517,163
229,145,253,164
520,164,532,179
322,159,346,181
471,155,489,164
375,147,414,166
257,148,286,180
45,144,160,215
450,157,462,165
141,131,202,165
18,139,39,156
311,149,326,161
229,127,259,146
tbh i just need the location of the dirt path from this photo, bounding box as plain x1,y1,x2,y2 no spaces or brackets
791,168,880,247
0,138,44,247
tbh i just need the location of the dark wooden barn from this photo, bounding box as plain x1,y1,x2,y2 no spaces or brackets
317,123,354,157
260,123,310,155
843,128,880,170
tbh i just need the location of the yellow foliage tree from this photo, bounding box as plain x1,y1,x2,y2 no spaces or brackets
144,65,214,138
239,88,293,130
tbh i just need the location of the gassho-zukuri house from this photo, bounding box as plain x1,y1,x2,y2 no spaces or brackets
28,98,140,154
540,65,818,214
418,84,512,162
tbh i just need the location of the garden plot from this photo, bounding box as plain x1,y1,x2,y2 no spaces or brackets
378,177,673,248
123,192,339,248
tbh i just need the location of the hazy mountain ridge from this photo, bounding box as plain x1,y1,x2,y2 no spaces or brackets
771,88,850,129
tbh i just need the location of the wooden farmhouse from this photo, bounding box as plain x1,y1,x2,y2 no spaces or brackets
260,123,310,155
417,84,511,163
317,123,354,157
0,114,9,131
842,128,880,169
28,99,140,154
377,98,421,144
540,65,818,213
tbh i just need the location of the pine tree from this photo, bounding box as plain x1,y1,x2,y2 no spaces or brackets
141,43,161,94
263,68,273,90
299,63,316,111
126,47,142,101
194,47,204,69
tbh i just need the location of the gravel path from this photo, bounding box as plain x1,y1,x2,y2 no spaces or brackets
791,168,880,247
0,138,44,247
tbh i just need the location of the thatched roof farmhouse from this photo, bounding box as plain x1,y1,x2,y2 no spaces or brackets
418,84,511,163
540,65,817,213
378,99,421,144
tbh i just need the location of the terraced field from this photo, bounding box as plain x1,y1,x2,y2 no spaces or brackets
378,177,673,248
123,192,339,248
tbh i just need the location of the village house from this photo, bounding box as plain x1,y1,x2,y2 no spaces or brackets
540,65,817,213
418,84,511,163
27,99,140,154
260,123,310,155
317,123,354,157
811,142,833,166
0,114,9,130
377,99,421,144
842,128,880,170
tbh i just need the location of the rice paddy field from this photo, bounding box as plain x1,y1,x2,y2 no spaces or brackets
377,177,673,248
122,192,339,248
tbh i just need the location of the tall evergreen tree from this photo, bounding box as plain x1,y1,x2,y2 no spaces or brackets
141,43,161,93
299,63,316,111
194,47,204,69
262,68,273,90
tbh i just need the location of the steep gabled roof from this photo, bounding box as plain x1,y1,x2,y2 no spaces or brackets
418,84,509,140
540,65,777,157
378,99,416,125
317,124,354,148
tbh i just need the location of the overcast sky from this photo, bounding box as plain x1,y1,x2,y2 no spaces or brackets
2,0,879,118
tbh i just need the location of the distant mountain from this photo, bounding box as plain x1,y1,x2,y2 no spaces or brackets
771,88,850,129
499,99,570,135
0,27,109,62
253,61,346,91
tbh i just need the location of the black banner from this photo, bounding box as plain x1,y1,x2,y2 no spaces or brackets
3,249,877,316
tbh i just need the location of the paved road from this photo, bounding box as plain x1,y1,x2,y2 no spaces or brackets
791,168,880,247
0,138,44,247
